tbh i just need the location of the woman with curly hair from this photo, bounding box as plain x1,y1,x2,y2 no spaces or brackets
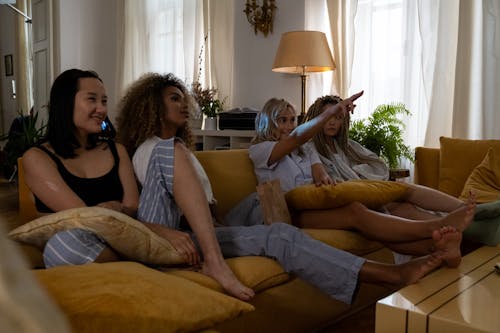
115,72,472,305
303,95,467,221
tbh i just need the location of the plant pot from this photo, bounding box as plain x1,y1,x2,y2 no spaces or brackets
202,116,218,130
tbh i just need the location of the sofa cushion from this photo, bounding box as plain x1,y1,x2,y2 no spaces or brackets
195,149,258,219
9,207,184,265
285,180,409,210
168,256,290,293
34,262,254,333
439,137,500,197
459,148,500,203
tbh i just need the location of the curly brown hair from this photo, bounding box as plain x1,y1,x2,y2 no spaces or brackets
116,73,196,157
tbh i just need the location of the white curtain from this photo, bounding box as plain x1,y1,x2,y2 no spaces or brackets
205,0,234,107
117,0,234,106
117,0,203,96
309,0,500,153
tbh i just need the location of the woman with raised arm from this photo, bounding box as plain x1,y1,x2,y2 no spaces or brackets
303,95,467,220
115,72,470,304
248,96,475,265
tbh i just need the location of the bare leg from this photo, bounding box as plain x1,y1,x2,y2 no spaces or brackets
173,144,254,300
295,199,475,242
383,238,435,256
400,183,465,212
359,254,443,288
385,202,440,220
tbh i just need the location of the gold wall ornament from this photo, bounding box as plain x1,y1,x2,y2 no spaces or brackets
244,0,277,37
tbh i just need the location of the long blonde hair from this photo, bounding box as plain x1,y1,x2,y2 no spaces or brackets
305,95,380,165
253,98,295,144
116,73,196,157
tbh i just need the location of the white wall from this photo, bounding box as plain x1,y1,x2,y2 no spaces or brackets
1,0,307,127
232,0,306,110
0,5,19,137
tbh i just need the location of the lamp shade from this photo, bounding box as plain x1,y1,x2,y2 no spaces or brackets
272,31,336,74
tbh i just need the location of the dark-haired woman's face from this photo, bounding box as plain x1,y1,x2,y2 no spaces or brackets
161,86,189,131
73,78,107,137
322,104,344,138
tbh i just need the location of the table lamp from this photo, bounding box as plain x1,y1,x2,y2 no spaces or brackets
272,31,336,117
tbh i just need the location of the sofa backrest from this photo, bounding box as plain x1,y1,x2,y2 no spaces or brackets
414,147,440,190
194,149,257,219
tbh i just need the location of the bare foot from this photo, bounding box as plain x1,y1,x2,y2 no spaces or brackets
398,253,443,286
433,226,462,267
202,259,255,301
440,194,476,232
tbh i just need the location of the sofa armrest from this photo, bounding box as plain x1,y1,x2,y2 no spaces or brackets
414,147,440,190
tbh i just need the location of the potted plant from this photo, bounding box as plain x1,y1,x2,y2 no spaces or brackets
348,102,413,169
191,81,225,130
0,108,47,180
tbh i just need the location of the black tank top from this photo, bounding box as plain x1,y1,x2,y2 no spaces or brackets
34,140,124,213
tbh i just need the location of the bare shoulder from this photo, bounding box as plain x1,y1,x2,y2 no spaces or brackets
22,145,53,167
114,142,133,160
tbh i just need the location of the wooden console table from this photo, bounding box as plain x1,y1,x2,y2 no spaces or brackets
376,245,500,332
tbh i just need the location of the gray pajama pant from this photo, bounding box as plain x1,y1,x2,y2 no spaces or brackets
138,138,365,304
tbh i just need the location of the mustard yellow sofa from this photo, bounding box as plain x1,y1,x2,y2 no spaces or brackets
14,149,396,333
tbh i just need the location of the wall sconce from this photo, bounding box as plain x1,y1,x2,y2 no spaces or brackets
244,0,277,37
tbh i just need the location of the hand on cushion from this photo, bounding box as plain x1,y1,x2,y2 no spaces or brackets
311,163,336,186
97,200,123,212
144,222,201,266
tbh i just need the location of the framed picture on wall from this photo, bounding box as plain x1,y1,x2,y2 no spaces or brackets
4,54,13,76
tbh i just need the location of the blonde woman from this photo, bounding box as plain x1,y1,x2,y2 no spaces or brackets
248,95,474,266
304,95,467,221
116,73,460,304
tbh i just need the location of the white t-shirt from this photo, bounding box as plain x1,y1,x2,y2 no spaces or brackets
249,141,321,192
133,136,216,204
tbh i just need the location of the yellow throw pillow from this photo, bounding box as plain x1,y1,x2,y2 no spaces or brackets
169,256,290,294
285,180,409,210
459,148,500,203
8,207,184,265
439,137,500,197
35,262,254,333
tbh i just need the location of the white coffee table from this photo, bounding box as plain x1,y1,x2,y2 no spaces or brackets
375,245,500,332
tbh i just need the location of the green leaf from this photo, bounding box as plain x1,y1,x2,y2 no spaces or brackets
348,102,414,169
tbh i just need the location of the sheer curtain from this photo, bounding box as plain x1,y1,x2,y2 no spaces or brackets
116,0,234,106
117,0,203,96
309,0,500,155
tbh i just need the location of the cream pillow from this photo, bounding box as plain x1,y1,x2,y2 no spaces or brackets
459,148,500,203
9,207,184,265
35,262,254,333
285,180,409,210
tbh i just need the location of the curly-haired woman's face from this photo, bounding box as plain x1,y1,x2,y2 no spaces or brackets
73,77,107,136
322,104,344,138
161,86,189,131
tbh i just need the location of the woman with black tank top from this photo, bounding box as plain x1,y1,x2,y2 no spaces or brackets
22,69,139,268
22,69,253,301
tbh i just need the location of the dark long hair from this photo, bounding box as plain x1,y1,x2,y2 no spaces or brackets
46,68,103,158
